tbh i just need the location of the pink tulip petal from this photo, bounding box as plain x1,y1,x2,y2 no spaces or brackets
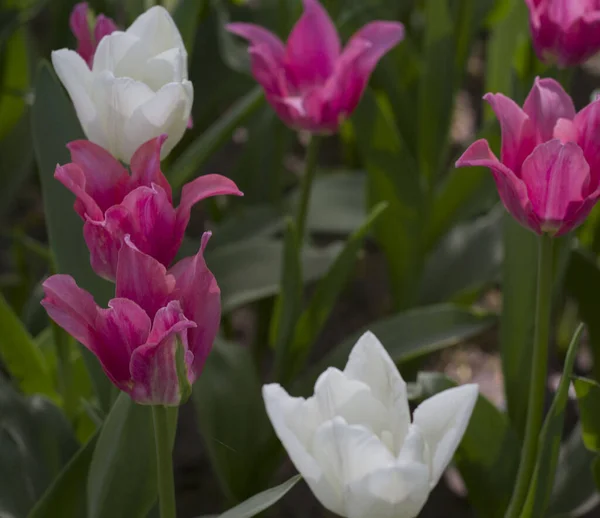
119,184,178,267
66,139,130,212
176,174,243,240
573,98,600,190
170,232,220,376
129,301,196,405
248,44,289,98
456,139,540,232
54,163,103,221
523,77,576,143
84,205,132,281
553,117,578,143
226,23,285,60
41,274,99,352
284,0,341,90
116,236,176,319
70,3,95,67
94,14,118,45
129,135,172,202
483,93,536,174
96,298,151,385
520,140,590,231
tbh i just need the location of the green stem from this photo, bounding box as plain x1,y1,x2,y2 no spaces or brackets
152,405,177,518
51,321,76,418
295,135,320,243
505,234,553,518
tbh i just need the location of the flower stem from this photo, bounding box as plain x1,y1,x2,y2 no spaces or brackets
505,233,553,518
295,135,320,242
152,405,177,518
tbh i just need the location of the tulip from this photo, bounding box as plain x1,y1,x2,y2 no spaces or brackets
525,0,600,67
55,135,242,281
456,77,600,236
69,3,117,68
42,233,220,406
52,6,193,163
227,0,404,133
263,331,478,518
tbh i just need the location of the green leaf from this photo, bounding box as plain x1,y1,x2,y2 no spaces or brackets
217,475,301,518
208,205,282,248
548,425,600,517
204,238,342,314
169,86,264,189
31,62,114,411
414,372,520,518
352,89,424,309
286,202,387,380
172,0,207,53
297,304,495,394
0,292,57,400
521,324,585,518
0,376,78,518
28,433,99,518
419,206,503,304
0,27,29,139
87,393,176,518
272,220,302,382
574,377,600,454
193,340,280,502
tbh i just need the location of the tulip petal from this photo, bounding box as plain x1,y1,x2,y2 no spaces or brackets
93,32,143,75
129,300,196,405
66,139,130,212
94,14,118,45
41,274,99,352
456,139,540,233
126,6,185,58
483,93,536,173
520,140,590,231
129,135,172,201
145,47,187,88
70,3,95,66
51,49,96,127
523,77,576,143
176,174,243,240
345,426,430,518
226,23,285,61
116,236,175,319
54,163,103,221
263,384,344,515
573,98,600,190
284,0,341,90
342,331,411,452
96,298,152,384
412,384,478,487
169,233,220,376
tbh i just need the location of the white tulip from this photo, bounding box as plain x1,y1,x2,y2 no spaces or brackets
263,331,478,518
51,6,193,163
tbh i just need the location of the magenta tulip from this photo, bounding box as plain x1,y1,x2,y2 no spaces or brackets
69,2,117,68
42,233,219,406
55,135,242,281
227,0,404,133
456,77,600,236
525,0,600,67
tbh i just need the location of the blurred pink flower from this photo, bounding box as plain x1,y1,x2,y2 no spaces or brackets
69,2,117,68
456,77,600,236
227,0,404,133
55,135,242,281
42,233,220,406
525,0,600,67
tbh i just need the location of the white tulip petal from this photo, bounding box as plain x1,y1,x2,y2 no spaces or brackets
51,49,96,125
263,384,343,515
412,384,478,487
343,331,411,452
93,32,141,74
144,48,187,90
126,6,186,58
314,368,389,436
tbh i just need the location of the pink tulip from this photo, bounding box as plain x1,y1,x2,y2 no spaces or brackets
55,135,242,281
42,233,220,406
227,0,404,133
456,77,600,236
69,2,117,68
525,0,600,67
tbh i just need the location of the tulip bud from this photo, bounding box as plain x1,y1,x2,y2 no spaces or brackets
53,6,193,163
456,77,600,236
69,3,117,68
525,0,600,67
263,332,478,518
227,0,404,134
